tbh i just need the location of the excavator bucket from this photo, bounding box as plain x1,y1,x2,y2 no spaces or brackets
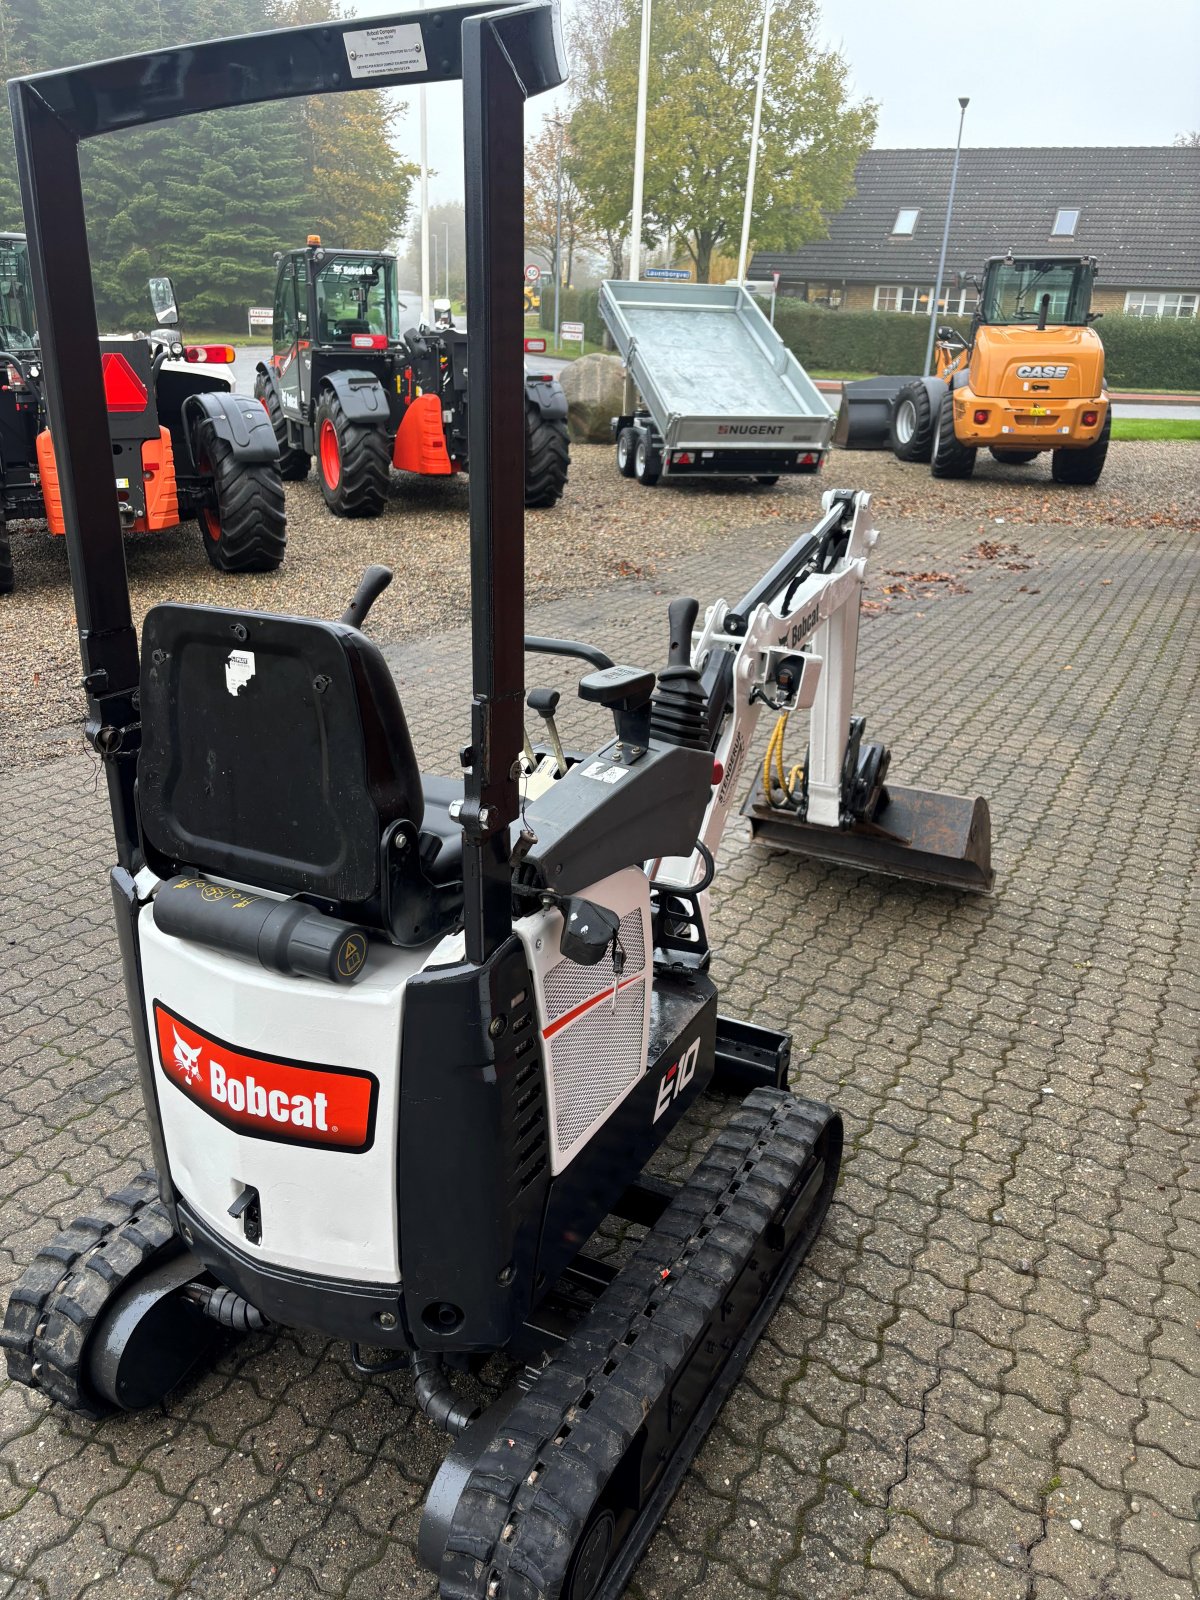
742,780,995,894
834,376,913,451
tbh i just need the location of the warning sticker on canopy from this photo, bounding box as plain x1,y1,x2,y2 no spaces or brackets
343,23,427,80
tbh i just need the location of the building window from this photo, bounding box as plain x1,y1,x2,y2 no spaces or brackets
1051,208,1080,236
874,285,928,314
891,208,920,236
1123,290,1199,318
936,287,979,317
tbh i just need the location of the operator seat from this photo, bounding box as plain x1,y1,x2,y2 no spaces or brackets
137,603,464,944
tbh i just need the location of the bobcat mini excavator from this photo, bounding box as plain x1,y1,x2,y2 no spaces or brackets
1,8,989,1597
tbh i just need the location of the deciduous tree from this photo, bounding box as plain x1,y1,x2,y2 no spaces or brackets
570,0,877,283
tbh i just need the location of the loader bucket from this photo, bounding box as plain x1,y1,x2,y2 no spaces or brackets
742,780,994,893
834,376,915,451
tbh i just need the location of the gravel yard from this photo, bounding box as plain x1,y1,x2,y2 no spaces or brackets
1,439,1196,766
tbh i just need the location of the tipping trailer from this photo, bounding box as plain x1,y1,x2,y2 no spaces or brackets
601,279,834,487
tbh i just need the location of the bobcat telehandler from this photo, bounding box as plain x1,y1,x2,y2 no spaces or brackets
837,253,1110,484
255,237,569,515
1,8,987,1596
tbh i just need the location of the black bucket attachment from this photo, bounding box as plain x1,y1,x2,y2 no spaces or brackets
743,779,994,894
834,375,915,451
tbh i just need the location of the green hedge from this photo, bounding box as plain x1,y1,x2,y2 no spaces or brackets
1092,313,1200,390
770,299,1200,391
539,285,607,346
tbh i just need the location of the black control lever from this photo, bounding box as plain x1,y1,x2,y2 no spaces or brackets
341,564,393,629
666,597,699,666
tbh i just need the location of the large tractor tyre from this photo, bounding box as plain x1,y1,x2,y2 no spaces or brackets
1051,412,1111,487
195,419,287,574
615,426,639,478
930,391,977,480
0,507,12,596
525,398,570,508
990,448,1038,465
253,374,310,482
316,391,390,518
634,432,662,487
890,382,936,462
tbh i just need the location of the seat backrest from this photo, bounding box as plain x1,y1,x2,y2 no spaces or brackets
138,603,422,912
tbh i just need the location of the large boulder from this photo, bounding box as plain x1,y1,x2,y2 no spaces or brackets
558,352,625,444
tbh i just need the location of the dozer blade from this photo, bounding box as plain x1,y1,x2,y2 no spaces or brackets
743,779,995,893
834,375,915,451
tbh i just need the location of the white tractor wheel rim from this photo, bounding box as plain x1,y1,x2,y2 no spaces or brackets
896,399,915,444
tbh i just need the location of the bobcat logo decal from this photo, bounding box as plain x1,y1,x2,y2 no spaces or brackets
172,1028,203,1084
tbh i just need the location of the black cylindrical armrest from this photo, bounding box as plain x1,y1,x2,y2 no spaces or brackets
154,876,370,985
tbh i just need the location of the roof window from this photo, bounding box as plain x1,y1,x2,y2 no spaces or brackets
1051,208,1080,236
891,208,920,236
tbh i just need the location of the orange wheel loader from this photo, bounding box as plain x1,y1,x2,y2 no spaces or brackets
837,254,1110,485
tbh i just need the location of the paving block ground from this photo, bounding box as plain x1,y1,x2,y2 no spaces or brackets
1,490,1197,1600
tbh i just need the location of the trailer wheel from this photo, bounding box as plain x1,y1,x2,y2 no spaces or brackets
0,507,12,595
254,373,310,481
755,475,780,486
930,391,976,479
990,448,1038,465
1050,411,1110,486
525,397,570,507
615,427,638,477
316,390,390,517
195,419,286,573
890,383,935,462
634,433,661,486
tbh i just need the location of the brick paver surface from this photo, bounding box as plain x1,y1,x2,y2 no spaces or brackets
1,493,1197,1600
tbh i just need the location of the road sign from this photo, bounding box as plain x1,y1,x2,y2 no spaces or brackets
560,320,585,342
644,268,691,281
524,337,547,353
524,264,541,283
247,306,272,334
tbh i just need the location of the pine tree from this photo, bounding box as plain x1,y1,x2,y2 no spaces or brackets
0,0,415,328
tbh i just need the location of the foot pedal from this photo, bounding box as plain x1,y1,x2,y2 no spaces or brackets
424,1089,843,1599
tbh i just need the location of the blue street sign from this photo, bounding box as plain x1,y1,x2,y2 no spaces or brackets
643,268,691,281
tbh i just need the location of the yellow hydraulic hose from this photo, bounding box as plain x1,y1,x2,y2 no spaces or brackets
764,713,805,808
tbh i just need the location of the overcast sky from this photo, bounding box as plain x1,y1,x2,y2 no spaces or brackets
359,0,1200,217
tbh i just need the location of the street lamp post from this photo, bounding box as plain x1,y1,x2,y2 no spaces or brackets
549,115,565,353
924,97,969,377
418,0,430,325
628,0,652,281
736,0,775,284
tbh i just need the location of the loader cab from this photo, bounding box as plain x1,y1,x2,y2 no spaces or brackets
0,233,36,352
271,241,402,425
977,255,1096,329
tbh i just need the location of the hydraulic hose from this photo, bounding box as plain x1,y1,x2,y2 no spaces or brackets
410,1351,479,1436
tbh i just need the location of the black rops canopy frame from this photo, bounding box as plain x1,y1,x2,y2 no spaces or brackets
9,2,567,966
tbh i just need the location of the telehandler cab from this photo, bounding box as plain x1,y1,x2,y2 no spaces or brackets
256,238,570,515
838,253,1110,484
1,8,991,1595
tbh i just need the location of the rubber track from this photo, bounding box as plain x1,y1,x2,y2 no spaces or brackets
198,420,287,572
524,400,569,509
255,375,311,481
318,390,390,517
441,1088,837,1600
1,1170,179,1416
